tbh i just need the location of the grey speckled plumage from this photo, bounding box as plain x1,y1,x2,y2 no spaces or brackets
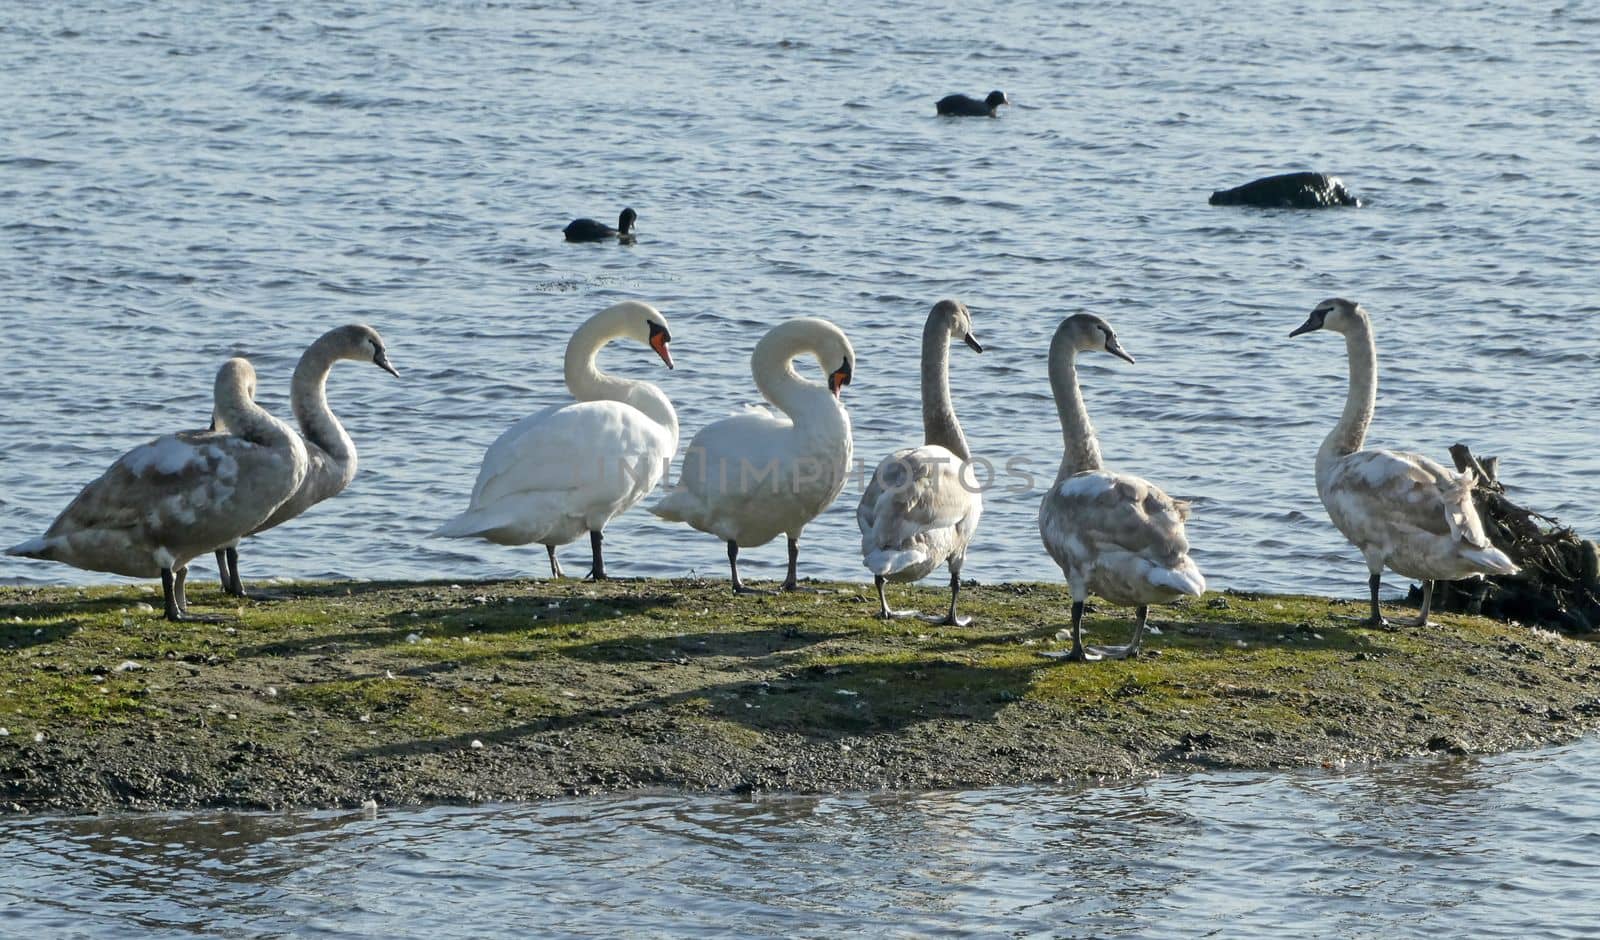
7,358,308,619
1291,298,1516,627
1037,314,1205,662
212,324,400,596
857,300,985,624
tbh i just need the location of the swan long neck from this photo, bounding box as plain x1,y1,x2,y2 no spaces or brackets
921,319,969,461
291,334,356,483
1048,337,1103,483
752,331,829,421
1323,319,1377,461
217,369,296,452
563,314,678,442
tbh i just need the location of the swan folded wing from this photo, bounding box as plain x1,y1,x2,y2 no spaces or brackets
861,448,977,551
470,401,671,508
1045,471,1194,568
21,433,291,575
1324,450,1464,541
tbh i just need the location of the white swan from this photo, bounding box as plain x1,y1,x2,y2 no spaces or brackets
1290,298,1517,626
1038,314,1205,661
434,300,677,578
211,324,400,597
6,358,309,621
652,317,855,592
857,299,984,624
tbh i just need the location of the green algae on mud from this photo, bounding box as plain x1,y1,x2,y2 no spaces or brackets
2,577,1598,815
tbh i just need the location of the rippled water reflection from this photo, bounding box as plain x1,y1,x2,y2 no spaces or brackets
1,0,1596,597
5,739,1600,937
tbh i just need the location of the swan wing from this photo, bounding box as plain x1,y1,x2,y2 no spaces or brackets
13,431,298,574
1323,450,1460,540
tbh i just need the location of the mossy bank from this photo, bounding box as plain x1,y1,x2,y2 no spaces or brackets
3,578,1599,815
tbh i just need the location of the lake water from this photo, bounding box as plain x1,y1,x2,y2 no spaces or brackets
3,2,1599,932
5,736,1600,937
2,0,1597,597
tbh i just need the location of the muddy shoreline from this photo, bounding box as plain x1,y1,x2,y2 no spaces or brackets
2,578,1597,816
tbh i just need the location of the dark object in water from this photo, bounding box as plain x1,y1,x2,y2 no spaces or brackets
564,207,637,242
937,91,1010,117
1208,172,1360,209
1417,444,1600,632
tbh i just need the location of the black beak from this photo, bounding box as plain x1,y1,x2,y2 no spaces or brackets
963,333,984,354
1289,316,1320,338
375,350,401,377
1105,337,1135,364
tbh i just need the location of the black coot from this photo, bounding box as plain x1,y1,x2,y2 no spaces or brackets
564,207,638,241
936,90,1009,117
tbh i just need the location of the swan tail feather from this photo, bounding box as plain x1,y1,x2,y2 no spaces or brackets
1462,545,1519,576
5,537,52,560
1148,563,1206,597
649,490,699,523
864,548,928,577
432,511,505,540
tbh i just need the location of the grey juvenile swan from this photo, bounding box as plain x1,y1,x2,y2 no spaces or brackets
1038,315,1205,661
1290,298,1517,626
7,358,308,621
857,299,984,624
212,324,400,597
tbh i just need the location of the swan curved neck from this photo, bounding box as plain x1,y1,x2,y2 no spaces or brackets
752,331,832,421
564,315,678,441
921,320,969,461
1048,341,1103,483
1323,320,1376,462
291,334,357,482
217,379,295,451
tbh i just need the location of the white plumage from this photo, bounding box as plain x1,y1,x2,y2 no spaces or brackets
652,317,855,592
1291,298,1517,626
6,358,309,621
856,299,984,624
1037,314,1205,662
434,300,677,578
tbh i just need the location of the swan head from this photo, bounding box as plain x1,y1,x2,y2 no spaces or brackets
817,324,855,398
618,207,637,236
985,90,1010,110
1056,313,1134,364
214,357,259,409
931,299,983,353
1290,298,1365,337
599,300,674,369
326,324,401,377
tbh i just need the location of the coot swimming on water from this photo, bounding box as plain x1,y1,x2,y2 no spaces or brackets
564,207,637,242
936,91,1009,117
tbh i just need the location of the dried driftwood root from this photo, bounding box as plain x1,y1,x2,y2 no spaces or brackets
1422,444,1600,631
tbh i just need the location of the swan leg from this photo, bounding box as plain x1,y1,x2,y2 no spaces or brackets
160,567,226,622
584,530,608,581
1340,572,1392,628
224,546,247,598
729,542,773,595
1398,580,1435,628
1041,601,1100,662
162,568,183,620
1088,604,1147,660
215,548,231,592
546,545,564,580
174,565,190,614
921,570,972,626
781,537,801,591
875,575,919,619
780,537,820,592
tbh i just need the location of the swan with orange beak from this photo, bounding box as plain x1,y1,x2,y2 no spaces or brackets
435,300,679,580
653,317,856,592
